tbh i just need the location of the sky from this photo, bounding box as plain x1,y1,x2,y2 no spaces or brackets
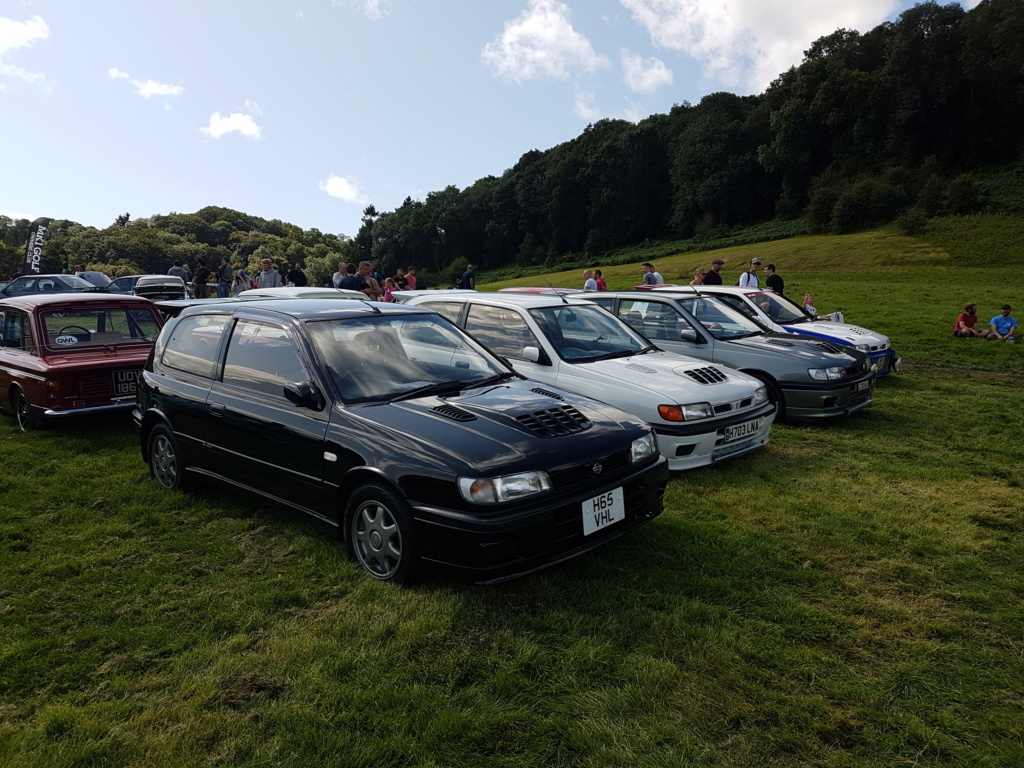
1,0,981,239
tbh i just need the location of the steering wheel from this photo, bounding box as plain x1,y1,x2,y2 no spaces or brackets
57,324,91,336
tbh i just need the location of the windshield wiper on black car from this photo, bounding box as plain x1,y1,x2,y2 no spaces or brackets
388,380,467,403
464,371,517,389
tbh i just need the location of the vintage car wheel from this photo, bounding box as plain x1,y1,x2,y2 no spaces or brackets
148,424,187,491
12,388,42,432
346,483,420,585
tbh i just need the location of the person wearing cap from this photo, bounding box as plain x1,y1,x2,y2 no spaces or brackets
989,305,1017,343
739,258,761,288
703,258,724,285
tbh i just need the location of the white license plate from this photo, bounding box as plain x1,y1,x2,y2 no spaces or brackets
721,418,760,443
582,487,625,535
114,369,139,395
856,379,871,391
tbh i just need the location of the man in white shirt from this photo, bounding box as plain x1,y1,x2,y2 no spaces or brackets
641,263,664,285
739,258,761,288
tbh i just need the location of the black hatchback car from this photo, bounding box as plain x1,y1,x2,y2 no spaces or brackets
135,299,668,584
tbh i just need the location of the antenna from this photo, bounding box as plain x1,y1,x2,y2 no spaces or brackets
542,275,569,304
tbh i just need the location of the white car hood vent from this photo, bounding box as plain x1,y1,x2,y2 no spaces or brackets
431,404,477,422
515,405,592,437
530,386,564,401
625,363,658,375
683,366,729,385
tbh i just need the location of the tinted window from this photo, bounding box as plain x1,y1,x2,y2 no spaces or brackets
161,315,230,378
417,301,463,324
464,304,539,360
617,300,695,342
222,320,307,397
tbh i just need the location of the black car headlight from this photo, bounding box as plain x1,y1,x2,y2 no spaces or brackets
630,432,659,463
458,471,552,504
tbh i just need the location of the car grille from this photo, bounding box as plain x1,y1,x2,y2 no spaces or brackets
515,405,591,437
713,396,754,414
548,449,631,489
79,372,114,398
684,366,728,385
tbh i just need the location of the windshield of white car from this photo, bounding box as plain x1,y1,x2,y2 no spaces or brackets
527,304,651,362
306,314,509,403
743,291,810,324
676,296,769,340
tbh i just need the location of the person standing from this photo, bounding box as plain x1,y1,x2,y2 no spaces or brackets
764,263,784,294
338,263,366,292
461,264,476,290
593,269,607,291
231,263,252,295
216,257,233,298
332,262,347,289
582,269,598,291
358,261,382,300
382,278,399,302
167,260,188,280
405,267,418,290
641,263,664,285
256,258,283,288
989,304,1017,343
690,268,706,286
703,258,724,285
394,268,409,290
739,258,761,288
191,259,211,299
286,262,308,287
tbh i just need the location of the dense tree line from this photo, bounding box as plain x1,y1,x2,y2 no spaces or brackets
2,1,1020,285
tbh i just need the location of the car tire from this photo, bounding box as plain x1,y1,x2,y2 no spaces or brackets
750,374,786,423
148,424,188,491
345,482,420,586
12,388,43,432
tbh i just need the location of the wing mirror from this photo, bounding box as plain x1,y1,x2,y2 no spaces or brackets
522,345,542,363
680,329,703,343
284,380,323,410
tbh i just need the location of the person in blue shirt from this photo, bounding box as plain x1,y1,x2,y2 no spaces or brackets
989,305,1017,343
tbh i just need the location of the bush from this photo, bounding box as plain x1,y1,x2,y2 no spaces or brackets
895,207,929,235
946,175,983,215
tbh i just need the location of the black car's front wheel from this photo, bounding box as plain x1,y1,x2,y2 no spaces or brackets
148,424,187,491
345,483,420,585
12,388,42,432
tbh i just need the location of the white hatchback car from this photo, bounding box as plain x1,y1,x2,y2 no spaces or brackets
407,292,776,471
653,285,900,377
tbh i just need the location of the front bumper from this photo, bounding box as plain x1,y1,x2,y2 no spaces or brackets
781,372,875,422
653,401,776,471
409,455,669,583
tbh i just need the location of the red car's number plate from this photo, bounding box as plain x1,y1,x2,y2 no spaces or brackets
114,370,139,395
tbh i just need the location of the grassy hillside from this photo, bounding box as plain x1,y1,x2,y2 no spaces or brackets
1,217,1021,767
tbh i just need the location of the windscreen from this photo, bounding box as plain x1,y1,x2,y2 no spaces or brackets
742,291,811,324
527,303,649,361
41,306,162,350
677,296,769,340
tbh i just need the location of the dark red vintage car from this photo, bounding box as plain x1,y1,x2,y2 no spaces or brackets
0,293,164,431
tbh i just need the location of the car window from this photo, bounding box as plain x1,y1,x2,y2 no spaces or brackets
307,315,504,403
40,307,162,350
416,301,463,324
715,295,758,319
528,304,647,360
464,304,540,360
5,278,36,294
0,309,33,350
745,291,810,323
614,300,694,343
222,320,308,397
679,297,765,339
161,314,230,378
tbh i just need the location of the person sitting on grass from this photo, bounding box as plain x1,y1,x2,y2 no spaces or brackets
953,303,991,338
989,304,1017,343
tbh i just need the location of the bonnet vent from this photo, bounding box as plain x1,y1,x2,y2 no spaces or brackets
766,338,794,347
530,387,564,401
684,366,729,385
515,405,591,437
625,363,657,375
431,404,477,422
814,341,846,355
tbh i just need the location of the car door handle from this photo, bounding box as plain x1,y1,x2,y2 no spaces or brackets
209,402,225,417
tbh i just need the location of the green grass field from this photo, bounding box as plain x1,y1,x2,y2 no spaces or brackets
1,221,1022,767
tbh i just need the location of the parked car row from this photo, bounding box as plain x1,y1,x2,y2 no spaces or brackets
1,272,188,301
1,278,896,586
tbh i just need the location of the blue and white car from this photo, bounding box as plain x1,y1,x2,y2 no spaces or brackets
654,285,900,377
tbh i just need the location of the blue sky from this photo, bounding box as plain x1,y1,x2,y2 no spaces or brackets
1,0,980,238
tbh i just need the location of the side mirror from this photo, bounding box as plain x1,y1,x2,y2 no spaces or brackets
522,345,542,363
680,329,703,343
284,380,322,409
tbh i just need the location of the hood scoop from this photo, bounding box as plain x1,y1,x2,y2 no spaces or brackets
530,386,564,401
625,363,657,375
766,338,795,347
682,366,729,385
431,403,477,422
813,340,846,355
515,405,592,437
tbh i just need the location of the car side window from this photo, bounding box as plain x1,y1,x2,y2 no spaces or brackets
716,295,757,319
619,300,693,341
585,296,615,311
223,320,307,397
417,301,463,324
161,315,230,378
0,309,32,350
464,304,539,360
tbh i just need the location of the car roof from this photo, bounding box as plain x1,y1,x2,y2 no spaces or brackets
0,292,157,310
654,285,775,296
411,292,595,310
237,286,367,299
175,297,432,321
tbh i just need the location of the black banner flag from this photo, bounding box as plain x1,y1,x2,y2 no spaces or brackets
23,217,52,276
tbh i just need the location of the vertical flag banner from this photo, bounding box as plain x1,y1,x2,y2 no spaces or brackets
23,217,53,276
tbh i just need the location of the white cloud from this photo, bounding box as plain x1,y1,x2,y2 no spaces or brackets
0,15,50,89
573,91,601,121
483,0,609,83
619,0,900,93
108,67,129,79
621,50,672,93
0,209,38,222
134,78,184,98
332,0,389,21
201,112,262,139
319,174,368,204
